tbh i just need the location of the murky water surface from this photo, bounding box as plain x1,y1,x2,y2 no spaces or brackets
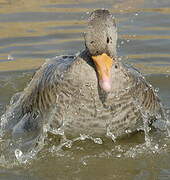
0,0,170,179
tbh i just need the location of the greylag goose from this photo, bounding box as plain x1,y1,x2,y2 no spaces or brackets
0,9,164,145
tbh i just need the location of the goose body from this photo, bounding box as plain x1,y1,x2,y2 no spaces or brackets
0,10,164,145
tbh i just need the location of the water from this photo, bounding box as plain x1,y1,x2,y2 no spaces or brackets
0,0,170,179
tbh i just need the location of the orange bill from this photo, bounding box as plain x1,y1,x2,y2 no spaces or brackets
92,53,113,92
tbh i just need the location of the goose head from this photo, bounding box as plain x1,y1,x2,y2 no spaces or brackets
84,9,117,92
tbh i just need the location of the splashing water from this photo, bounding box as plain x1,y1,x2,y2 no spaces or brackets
0,73,169,166
106,122,116,142
141,112,152,147
130,80,169,148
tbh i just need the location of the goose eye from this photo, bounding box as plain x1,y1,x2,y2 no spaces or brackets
107,37,109,43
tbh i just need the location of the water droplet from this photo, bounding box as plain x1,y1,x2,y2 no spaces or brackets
163,144,167,148
156,113,162,119
8,55,14,61
93,138,103,144
154,144,159,150
125,129,132,133
116,154,121,158
82,160,87,165
80,134,88,140
166,109,170,114
154,88,159,93
107,131,116,142
15,149,23,160
64,140,72,148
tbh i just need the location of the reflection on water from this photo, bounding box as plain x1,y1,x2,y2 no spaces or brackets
0,0,170,179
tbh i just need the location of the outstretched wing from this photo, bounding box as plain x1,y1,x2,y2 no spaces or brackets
0,55,76,138
21,55,76,112
127,64,164,118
